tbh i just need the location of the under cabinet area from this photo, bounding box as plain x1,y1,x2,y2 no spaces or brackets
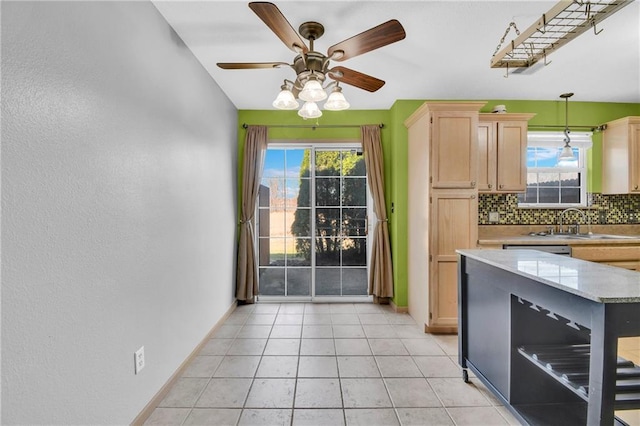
478,113,535,193
571,244,640,271
602,116,640,194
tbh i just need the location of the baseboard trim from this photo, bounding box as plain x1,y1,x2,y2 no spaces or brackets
389,300,408,313
131,300,238,425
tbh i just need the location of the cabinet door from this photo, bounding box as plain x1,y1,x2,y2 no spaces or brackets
477,122,496,192
429,191,478,331
431,112,478,189
630,124,640,192
496,121,528,192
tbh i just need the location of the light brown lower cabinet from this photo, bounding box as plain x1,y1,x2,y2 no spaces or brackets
428,190,478,333
570,244,640,271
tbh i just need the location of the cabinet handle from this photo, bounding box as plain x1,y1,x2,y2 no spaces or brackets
488,184,492,189
499,184,504,189
635,185,639,190
471,195,476,199
471,181,476,188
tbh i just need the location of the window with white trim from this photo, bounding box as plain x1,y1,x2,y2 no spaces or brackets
517,131,592,208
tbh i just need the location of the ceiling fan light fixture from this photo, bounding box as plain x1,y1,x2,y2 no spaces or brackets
272,86,299,110
298,101,322,119
324,86,350,111
299,78,327,102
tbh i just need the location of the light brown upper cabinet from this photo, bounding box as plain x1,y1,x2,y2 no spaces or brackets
478,113,535,193
602,116,640,194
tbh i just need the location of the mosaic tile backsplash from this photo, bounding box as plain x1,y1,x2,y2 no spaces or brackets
478,193,640,225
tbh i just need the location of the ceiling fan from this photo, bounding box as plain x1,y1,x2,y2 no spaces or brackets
217,2,406,117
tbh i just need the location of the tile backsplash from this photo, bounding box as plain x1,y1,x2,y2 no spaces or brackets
479,193,640,225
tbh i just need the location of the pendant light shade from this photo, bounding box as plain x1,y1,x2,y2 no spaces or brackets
324,86,350,111
298,101,322,119
272,86,299,110
299,79,327,102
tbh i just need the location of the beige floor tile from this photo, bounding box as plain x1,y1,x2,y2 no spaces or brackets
432,335,458,356
333,325,366,338
363,324,397,338
413,356,461,378
158,378,208,408
183,408,242,425
303,313,332,325
300,338,335,356
331,314,361,325
199,338,233,356
279,304,305,314
270,325,303,338
335,339,372,356
212,324,242,339
227,338,267,356
263,338,301,356
329,304,357,313
246,313,276,325
401,338,446,356
298,356,338,377
385,378,441,408
256,355,299,378
253,304,281,314
376,356,422,378
213,356,261,378
358,314,390,324
341,378,392,408
143,408,190,425
393,325,429,339
369,339,409,356
302,325,333,338
294,378,343,408
385,313,417,325
293,408,345,425
275,314,304,325
396,408,454,425
238,409,292,425
305,304,332,313
337,356,381,378
354,304,384,314
225,312,250,325
182,355,223,378
446,406,508,425
428,378,490,407
344,408,399,425
245,378,295,408
495,406,521,425
194,378,252,408
237,325,272,339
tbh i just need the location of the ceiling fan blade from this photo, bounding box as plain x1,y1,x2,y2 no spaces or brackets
217,62,289,69
329,66,385,92
327,19,405,62
249,2,308,53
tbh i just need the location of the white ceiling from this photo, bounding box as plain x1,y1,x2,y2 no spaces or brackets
152,0,640,110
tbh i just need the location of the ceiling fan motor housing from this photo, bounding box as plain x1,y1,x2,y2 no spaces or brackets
293,52,328,89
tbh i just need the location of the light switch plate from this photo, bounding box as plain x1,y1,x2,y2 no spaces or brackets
135,346,145,374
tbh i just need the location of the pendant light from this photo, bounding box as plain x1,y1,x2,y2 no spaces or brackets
559,92,575,160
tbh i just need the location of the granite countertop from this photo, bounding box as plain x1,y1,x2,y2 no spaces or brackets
457,249,640,303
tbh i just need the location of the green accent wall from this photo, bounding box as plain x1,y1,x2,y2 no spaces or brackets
238,100,640,308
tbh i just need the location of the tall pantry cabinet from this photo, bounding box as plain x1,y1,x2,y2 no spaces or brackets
405,102,485,334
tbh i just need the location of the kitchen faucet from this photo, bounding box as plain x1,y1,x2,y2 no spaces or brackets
558,208,592,235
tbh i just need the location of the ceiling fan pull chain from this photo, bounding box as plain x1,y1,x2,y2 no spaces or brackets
492,21,521,58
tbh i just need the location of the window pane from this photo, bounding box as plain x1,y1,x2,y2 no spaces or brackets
539,187,560,204
315,151,341,176
561,188,581,204
343,237,367,266
316,237,340,266
263,150,285,178
288,208,310,237
560,172,579,186
294,178,310,207
343,178,367,206
288,238,311,266
316,208,340,236
316,177,340,206
342,268,368,295
259,238,286,265
316,268,341,295
342,151,365,176
259,268,285,295
287,268,310,296
343,208,366,237
538,173,560,186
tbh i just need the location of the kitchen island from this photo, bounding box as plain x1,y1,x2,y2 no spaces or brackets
457,249,640,425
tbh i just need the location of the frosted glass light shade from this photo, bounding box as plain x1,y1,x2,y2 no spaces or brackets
298,101,322,119
559,144,575,160
324,89,350,111
272,88,299,110
299,79,327,102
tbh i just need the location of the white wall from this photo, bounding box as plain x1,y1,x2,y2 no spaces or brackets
1,2,238,423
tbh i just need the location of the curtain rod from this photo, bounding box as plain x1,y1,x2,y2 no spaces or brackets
528,124,607,132
242,123,384,130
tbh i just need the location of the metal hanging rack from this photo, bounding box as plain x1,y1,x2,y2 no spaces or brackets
242,123,384,130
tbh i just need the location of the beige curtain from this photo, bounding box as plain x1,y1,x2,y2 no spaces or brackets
236,125,268,303
361,125,394,299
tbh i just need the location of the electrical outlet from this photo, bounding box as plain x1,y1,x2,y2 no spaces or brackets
489,212,500,223
134,346,145,374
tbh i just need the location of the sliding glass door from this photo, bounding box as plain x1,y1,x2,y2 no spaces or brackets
257,144,371,301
